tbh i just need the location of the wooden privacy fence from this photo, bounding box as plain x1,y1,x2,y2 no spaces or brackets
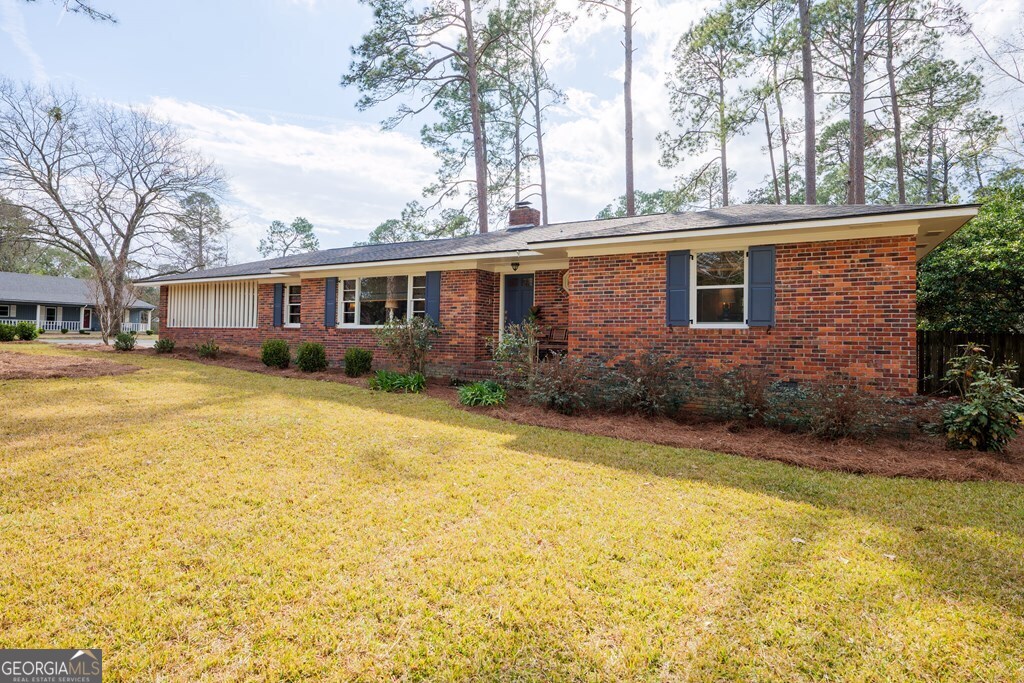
917,331,1024,394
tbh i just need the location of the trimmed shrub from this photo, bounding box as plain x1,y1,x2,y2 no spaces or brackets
704,365,774,423
369,370,426,393
344,347,373,377
527,355,591,415
79,329,90,335
145,329,154,336
261,339,291,369
0,323,15,342
762,381,815,432
941,346,1024,451
154,338,175,354
295,342,328,372
458,380,507,407
60,328,69,334
196,340,220,358
113,331,137,351
14,321,38,341
374,316,441,374
592,351,694,416
803,376,886,440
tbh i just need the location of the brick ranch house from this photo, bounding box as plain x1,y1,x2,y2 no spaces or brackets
142,203,977,395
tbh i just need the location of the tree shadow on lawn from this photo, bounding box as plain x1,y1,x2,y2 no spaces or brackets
153,359,1024,613
6,352,1024,636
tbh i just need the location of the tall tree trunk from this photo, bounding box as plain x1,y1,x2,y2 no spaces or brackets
926,91,935,202
514,107,522,205
885,5,906,203
463,0,489,233
772,62,791,203
719,77,729,206
764,101,781,203
530,33,549,225
798,0,816,204
623,0,636,216
848,0,866,204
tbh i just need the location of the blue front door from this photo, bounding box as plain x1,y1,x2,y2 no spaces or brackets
504,274,534,327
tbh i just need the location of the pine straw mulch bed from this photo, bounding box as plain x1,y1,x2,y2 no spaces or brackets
0,348,139,380
79,346,1024,484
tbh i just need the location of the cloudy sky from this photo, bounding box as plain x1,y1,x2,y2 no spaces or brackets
1,0,1021,262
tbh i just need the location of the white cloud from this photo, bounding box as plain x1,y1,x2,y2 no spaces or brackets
147,98,438,262
0,0,47,81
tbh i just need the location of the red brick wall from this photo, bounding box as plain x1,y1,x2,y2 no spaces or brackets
158,271,500,372
534,269,569,331
568,236,918,395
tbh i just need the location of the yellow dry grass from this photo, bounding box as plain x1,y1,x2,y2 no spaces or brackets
1,343,1022,681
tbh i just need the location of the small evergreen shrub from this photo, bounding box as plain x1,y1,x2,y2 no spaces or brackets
344,347,373,377
592,351,694,416
374,316,441,374
941,346,1024,451
0,323,15,342
490,321,539,388
113,331,137,351
261,339,291,369
369,370,426,393
154,338,175,354
79,329,90,335
762,381,815,432
14,321,38,340
704,366,774,423
60,328,68,334
295,342,328,372
458,380,507,407
145,329,154,336
196,340,220,358
804,376,885,440
527,355,591,415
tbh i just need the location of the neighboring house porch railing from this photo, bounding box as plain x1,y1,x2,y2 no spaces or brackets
38,320,82,332
121,322,149,333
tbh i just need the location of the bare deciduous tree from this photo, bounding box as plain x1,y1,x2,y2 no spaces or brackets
0,80,223,343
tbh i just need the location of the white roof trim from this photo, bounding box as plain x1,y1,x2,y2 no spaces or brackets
526,206,979,249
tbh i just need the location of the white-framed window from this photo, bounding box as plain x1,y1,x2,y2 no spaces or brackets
692,250,746,326
339,275,427,327
285,285,301,327
0,304,12,318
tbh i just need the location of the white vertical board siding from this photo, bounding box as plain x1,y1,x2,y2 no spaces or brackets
167,281,258,328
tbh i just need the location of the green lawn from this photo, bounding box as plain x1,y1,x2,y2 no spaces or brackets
1,344,1022,681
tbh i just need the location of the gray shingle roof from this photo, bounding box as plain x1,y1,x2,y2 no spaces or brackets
142,204,970,284
0,272,155,309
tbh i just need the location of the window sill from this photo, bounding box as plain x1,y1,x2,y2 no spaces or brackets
689,323,749,330
283,323,301,329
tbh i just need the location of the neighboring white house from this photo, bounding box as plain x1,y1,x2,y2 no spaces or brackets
0,272,155,333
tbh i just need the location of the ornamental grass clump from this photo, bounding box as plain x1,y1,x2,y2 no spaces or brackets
458,380,506,407
369,370,426,393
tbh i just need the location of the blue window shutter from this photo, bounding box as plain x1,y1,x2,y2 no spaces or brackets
272,283,283,327
747,245,776,327
324,277,337,328
425,271,441,323
666,250,690,326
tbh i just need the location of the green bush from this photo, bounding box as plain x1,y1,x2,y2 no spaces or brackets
60,328,68,334
261,339,291,369
374,316,441,374
344,347,374,377
145,329,154,336
154,338,175,354
592,351,694,417
527,355,591,415
113,331,137,351
196,340,220,358
369,370,426,393
295,342,328,372
704,366,774,423
458,380,507,407
941,346,1024,451
0,323,15,342
78,329,90,335
803,377,885,440
14,321,38,341
490,321,539,388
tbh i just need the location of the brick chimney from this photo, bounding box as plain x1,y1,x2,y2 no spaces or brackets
508,201,541,228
